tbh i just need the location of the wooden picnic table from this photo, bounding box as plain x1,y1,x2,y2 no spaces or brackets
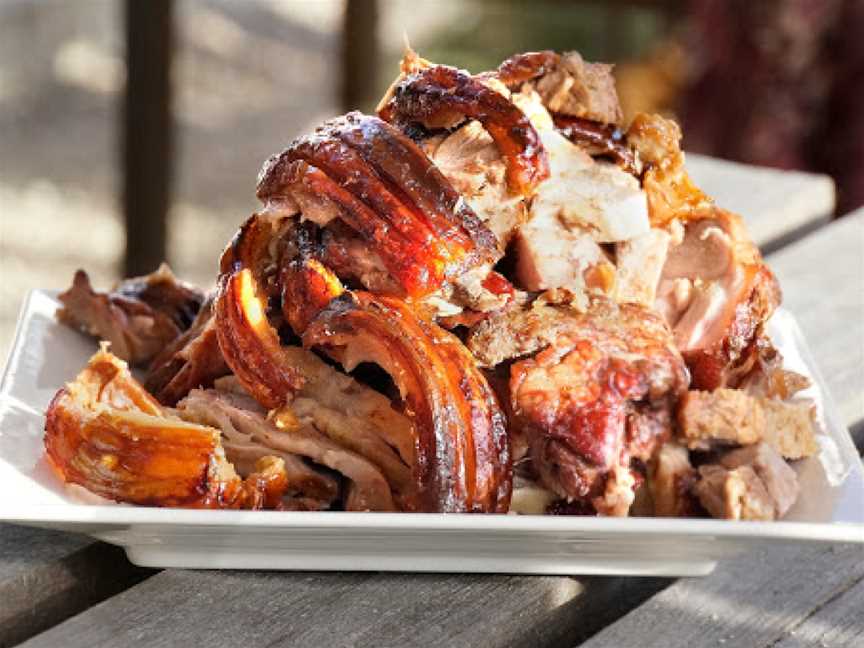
2,163,862,648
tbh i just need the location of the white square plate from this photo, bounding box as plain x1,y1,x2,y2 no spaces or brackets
0,290,861,576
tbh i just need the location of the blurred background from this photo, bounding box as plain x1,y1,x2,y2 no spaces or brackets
1,0,862,360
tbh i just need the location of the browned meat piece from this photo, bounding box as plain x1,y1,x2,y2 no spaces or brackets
466,294,592,368
379,64,550,197
57,265,204,365
719,442,799,518
626,113,710,228
677,388,818,459
177,388,397,512
495,51,623,125
694,465,775,521
656,208,781,390
144,296,231,405
257,112,499,299
648,442,698,517
44,347,291,509
552,115,636,173
303,291,511,513
509,298,688,516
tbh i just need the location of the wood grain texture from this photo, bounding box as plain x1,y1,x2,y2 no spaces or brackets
0,524,151,647
771,576,864,648
579,543,864,648
17,569,670,648
768,209,864,428
687,153,836,248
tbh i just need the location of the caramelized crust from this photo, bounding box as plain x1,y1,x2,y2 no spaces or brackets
509,299,688,513
379,64,550,197
553,115,636,174
214,269,306,409
44,348,290,509
258,113,499,298
303,291,511,513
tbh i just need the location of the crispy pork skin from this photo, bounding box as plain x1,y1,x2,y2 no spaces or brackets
379,64,550,197
44,347,290,509
57,265,204,365
257,112,499,299
677,389,818,459
626,113,710,228
303,291,511,513
656,208,781,390
509,298,688,515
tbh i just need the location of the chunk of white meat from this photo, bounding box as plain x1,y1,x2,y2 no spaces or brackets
530,128,649,243
615,228,671,307
514,212,614,296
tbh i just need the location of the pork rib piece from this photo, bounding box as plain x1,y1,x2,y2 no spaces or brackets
508,297,688,516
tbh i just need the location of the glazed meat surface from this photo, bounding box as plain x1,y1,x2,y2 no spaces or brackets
508,298,688,515
44,348,291,509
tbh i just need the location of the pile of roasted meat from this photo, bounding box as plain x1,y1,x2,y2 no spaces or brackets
45,49,819,519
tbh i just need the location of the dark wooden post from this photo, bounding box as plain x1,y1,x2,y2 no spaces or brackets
122,0,173,277
340,0,379,113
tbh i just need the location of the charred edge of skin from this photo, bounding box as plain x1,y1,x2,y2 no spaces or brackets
380,65,550,197
333,112,500,263
303,292,510,512
553,115,637,175
491,50,560,87
215,270,304,410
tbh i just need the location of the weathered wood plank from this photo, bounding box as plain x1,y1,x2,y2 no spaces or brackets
686,153,836,249
18,569,669,648
768,209,864,428
0,524,151,648
579,543,864,648
771,575,864,648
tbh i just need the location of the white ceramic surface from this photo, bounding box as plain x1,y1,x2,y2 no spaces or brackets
0,290,861,576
